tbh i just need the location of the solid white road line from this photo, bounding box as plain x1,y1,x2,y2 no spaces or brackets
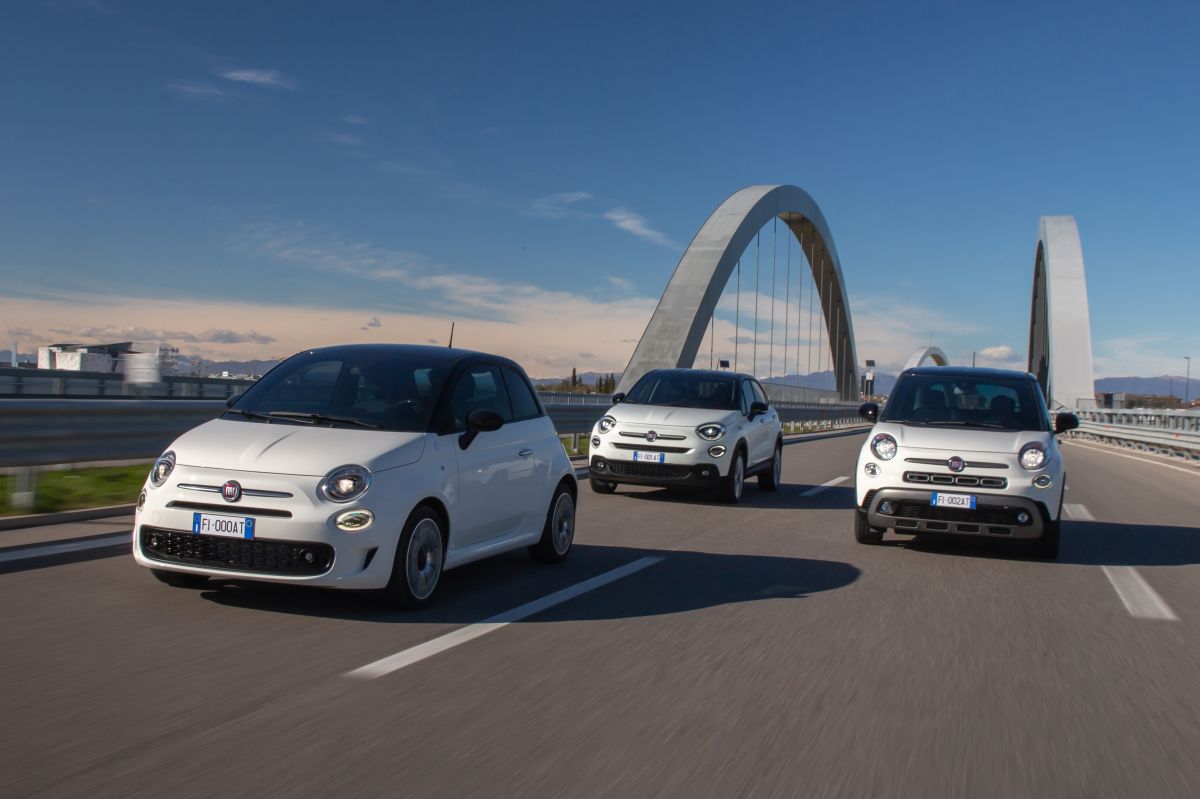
1062,503,1094,521
1062,440,1200,478
346,555,664,680
801,476,848,497
0,533,129,564
1102,566,1178,621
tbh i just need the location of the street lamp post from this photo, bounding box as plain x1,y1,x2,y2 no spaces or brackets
1186,356,1192,408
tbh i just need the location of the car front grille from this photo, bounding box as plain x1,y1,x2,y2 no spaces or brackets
140,527,333,575
904,472,1007,489
166,501,292,518
861,489,878,511
604,461,695,480
611,443,692,454
890,502,1020,526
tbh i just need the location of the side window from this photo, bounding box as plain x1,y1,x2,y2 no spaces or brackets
448,364,514,432
502,366,542,421
751,381,768,407
739,381,755,415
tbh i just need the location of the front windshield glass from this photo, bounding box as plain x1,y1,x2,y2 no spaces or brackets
226,349,450,432
881,374,1049,431
624,371,738,410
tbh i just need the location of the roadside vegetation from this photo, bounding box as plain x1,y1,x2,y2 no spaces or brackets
0,464,149,516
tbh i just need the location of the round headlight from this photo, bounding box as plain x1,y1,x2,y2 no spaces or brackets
696,423,726,441
320,464,372,503
149,450,176,487
1019,443,1047,470
870,434,898,461
597,415,616,434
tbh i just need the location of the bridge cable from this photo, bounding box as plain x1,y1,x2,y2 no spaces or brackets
784,222,791,388
796,230,803,387
734,257,740,373
753,230,760,378
807,237,815,383
770,217,777,383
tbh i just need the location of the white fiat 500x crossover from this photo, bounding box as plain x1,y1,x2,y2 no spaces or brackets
588,369,783,503
854,366,1078,558
133,344,578,608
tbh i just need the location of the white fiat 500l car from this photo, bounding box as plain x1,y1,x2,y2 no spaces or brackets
854,366,1078,558
133,344,578,608
588,369,783,503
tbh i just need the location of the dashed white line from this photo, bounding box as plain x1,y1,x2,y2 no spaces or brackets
1102,566,1178,621
1062,503,1094,521
0,534,129,564
801,476,848,497
346,555,664,680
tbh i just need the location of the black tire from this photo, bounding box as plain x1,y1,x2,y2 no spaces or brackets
150,569,209,589
854,509,884,545
719,448,746,504
758,441,783,491
379,505,445,610
1030,518,1060,560
529,483,576,564
589,475,617,494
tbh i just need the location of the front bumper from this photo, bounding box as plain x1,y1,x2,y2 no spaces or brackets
588,456,725,487
862,487,1053,540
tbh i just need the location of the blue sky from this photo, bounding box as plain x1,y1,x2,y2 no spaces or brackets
2,0,1197,378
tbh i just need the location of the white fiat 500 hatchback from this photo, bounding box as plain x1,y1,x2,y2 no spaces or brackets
854,366,1078,558
588,369,783,503
133,344,577,608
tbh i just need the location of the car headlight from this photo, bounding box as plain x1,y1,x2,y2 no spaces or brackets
320,464,372,502
597,415,616,434
1019,443,1047,470
870,434,897,461
149,450,176,487
696,423,725,441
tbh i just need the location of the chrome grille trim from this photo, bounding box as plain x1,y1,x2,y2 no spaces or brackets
904,457,1008,470
178,483,294,499
617,432,687,441
903,472,1007,489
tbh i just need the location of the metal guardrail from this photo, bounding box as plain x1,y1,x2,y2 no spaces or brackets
0,398,864,469
1071,408,1200,460
0,366,252,399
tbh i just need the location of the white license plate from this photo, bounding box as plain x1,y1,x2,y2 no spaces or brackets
192,512,256,539
633,451,666,464
931,492,976,510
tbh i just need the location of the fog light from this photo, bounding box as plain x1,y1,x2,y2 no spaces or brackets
864,462,879,477
591,436,601,448
700,467,713,478
594,459,607,471
879,500,896,515
137,490,147,511
708,445,726,458
335,509,374,532
1016,511,1031,525
1033,474,1053,488
302,550,315,564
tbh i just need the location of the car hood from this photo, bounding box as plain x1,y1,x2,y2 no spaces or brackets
874,422,1049,454
170,419,427,476
603,403,737,429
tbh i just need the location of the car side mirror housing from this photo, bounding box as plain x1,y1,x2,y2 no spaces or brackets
1054,412,1079,434
749,400,769,418
859,402,879,423
612,392,626,404
459,409,504,450
225,395,238,408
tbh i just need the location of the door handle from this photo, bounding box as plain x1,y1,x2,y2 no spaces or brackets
519,448,533,457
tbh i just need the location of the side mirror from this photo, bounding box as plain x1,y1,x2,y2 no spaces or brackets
1054,412,1079,434
225,395,237,408
459,408,504,450
859,402,879,423
612,392,626,404
749,400,769,418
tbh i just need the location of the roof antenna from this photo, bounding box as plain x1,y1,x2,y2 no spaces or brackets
448,322,455,348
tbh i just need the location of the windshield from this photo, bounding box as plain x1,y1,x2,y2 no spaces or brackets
881,374,1049,432
226,349,450,432
624,371,738,410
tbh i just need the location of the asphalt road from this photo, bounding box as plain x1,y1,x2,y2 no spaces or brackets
2,434,1199,797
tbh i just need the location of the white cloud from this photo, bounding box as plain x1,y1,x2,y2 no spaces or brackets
342,114,368,125
217,67,296,91
320,131,365,147
603,208,678,249
527,192,592,219
167,82,232,101
606,276,636,293
977,344,1014,361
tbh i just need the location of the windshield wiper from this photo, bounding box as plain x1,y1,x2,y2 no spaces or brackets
924,420,1011,429
225,408,274,422
266,412,381,429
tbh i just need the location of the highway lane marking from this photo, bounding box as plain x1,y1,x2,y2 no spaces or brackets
0,533,129,564
345,555,664,680
1062,440,1200,478
801,476,848,497
1062,503,1094,521
1102,566,1178,621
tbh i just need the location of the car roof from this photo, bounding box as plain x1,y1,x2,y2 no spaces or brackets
900,365,1036,380
645,368,752,381
300,343,524,372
